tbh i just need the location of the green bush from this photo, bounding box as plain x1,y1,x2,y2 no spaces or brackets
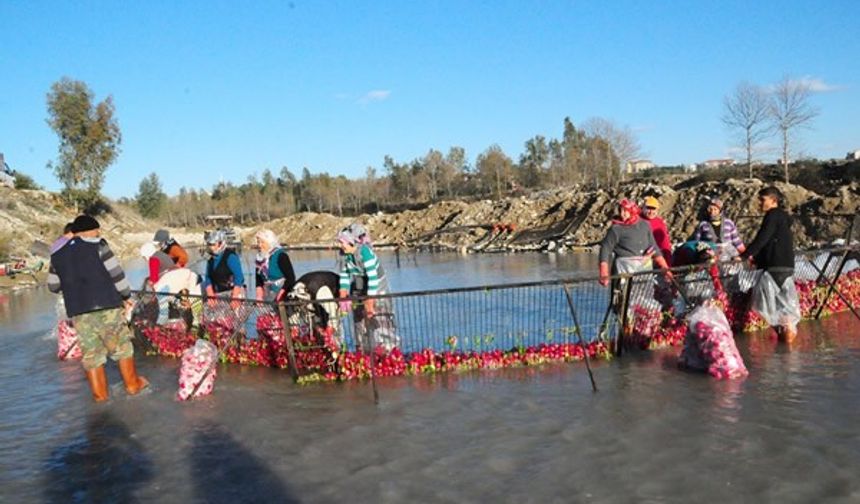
61,189,113,216
0,231,12,262
14,173,42,190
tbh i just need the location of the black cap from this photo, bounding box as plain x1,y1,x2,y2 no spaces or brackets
71,215,100,233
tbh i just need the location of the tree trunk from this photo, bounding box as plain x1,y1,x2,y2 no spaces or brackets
783,128,790,183
746,127,753,179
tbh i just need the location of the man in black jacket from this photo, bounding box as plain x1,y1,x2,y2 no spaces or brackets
48,215,149,402
739,186,801,342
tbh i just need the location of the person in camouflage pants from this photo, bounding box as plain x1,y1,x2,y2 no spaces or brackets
48,215,148,402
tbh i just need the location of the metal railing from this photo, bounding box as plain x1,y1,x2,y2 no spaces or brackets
129,245,860,388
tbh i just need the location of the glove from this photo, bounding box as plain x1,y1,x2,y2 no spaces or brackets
599,262,610,287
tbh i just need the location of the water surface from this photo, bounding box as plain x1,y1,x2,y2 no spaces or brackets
2,251,859,503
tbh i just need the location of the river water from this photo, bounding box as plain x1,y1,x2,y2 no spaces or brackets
2,251,859,503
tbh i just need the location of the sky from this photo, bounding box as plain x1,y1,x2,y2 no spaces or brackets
1,0,858,198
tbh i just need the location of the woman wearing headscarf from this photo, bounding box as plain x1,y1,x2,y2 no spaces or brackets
254,229,296,302
598,199,672,285
140,242,175,285
203,230,245,305
691,198,746,258
335,223,399,352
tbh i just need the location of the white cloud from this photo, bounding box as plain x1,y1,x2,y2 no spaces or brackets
357,90,391,105
795,76,843,93
632,124,655,133
768,76,844,93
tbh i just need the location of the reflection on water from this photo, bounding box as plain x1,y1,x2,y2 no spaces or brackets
190,421,298,503
43,411,154,504
1,252,860,502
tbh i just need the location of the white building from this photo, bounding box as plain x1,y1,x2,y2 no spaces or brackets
847,150,860,161
625,159,656,174
697,159,735,170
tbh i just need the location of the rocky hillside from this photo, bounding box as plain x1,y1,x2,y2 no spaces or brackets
256,178,860,253
0,186,198,269
2,177,857,280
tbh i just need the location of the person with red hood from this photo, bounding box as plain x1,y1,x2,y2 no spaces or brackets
641,195,673,264
598,199,672,286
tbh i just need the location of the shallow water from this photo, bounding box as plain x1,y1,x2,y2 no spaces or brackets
2,251,860,503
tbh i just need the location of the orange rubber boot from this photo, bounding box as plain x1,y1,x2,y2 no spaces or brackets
85,366,109,402
118,357,149,395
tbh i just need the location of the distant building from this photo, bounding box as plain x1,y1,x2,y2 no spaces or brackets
697,159,735,170
625,159,655,174
847,150,860,161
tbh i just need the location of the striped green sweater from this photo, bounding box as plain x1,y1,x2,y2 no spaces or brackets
339,245,381,295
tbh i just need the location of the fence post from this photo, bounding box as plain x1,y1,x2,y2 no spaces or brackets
813,249,851,319
353,300,380,404
616,276,633,357
277,302,300,382
563,284,597,392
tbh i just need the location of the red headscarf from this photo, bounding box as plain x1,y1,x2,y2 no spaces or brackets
612,198,641,226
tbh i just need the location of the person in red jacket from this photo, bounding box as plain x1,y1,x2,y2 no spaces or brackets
641,195,673,265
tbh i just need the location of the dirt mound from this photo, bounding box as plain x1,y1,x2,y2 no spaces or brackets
3,175,857,281
246,178,858,252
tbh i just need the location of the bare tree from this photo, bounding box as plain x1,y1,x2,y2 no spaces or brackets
722,82,772,178
582,117,641,186
769,76,820,183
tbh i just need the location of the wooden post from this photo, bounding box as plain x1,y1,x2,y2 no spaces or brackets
278,302,300,382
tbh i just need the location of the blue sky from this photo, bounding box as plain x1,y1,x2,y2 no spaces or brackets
1,0,857,198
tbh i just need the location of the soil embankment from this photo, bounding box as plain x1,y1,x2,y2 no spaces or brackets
258,178,859,253
1,177,858,289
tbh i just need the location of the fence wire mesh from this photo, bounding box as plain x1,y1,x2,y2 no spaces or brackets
129,245,860,382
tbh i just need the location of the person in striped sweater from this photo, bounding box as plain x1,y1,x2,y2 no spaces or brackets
47,215,148,402
335,223,399,352
691,198,746,257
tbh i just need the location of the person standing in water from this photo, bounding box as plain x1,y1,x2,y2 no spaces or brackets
598,198,672,286
640,195,673,264
254,229,296,302
739,186,800,342
336,223,399,352
203,230,245,306
47,215,148,402
691,198,746,257
153,229,189,267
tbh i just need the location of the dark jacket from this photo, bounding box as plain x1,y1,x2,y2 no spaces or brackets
48,237,131,318
206,248,242,293
741,207,795,272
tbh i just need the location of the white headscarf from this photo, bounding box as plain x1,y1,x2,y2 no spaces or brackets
255,229,280,251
